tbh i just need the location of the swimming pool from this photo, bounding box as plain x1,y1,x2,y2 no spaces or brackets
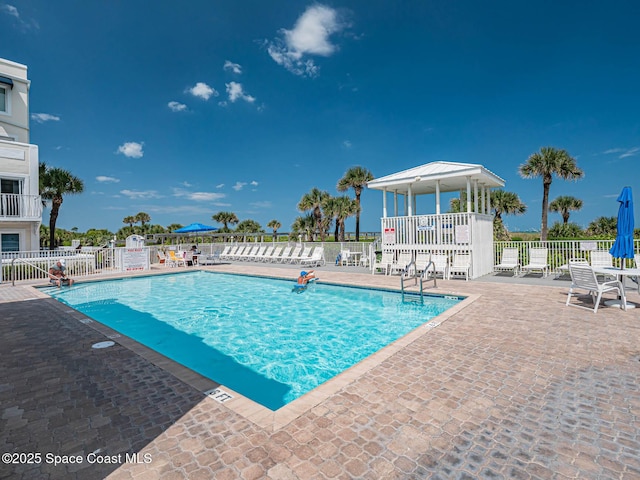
43,271,463,410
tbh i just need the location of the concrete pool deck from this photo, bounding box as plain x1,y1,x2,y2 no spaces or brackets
1,264,640,479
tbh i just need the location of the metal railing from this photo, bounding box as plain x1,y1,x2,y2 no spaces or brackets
0,193,43,219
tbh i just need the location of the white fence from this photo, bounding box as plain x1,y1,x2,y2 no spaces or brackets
494,239,640,273
1,247,151,284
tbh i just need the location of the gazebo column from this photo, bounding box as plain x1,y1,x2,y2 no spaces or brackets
435,180,441,214
487,188,492,215
466,176,472,213
382,188,387,218
407,184,413,216
394,190,398,216
481,184,486,214
473,179,479,213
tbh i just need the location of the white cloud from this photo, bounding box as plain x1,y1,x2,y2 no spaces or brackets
216,183,225,189
117,141,144,158
31,113,60,123
188,82,218,100
96,175,120,183
173,188,226,202
1,4,38,30
226,82,256,103
343,140,352,148
250,180,259,186
603,147,640,159
232,182,247,191
250,201,272,208
224,60,242,74
168,101,187,112
120,189,160,199
265,4,345,77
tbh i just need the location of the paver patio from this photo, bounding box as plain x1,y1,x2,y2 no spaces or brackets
1,264,639,479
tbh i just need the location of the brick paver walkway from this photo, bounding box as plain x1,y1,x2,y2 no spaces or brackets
1,266,639,479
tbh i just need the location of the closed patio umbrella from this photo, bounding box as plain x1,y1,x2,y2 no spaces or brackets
609,186,634,265
607,187,635,309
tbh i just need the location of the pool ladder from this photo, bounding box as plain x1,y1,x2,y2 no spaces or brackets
400,260,437,302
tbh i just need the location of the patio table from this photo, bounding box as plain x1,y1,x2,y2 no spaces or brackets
591,266,640,309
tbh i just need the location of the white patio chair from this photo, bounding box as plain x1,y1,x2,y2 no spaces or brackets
590,250,615,280
277,246,293,263
373,251,394,275
292,246,312,264
287,245,303,263
448,253,471,281
521,248,549,277
390,252,412,276
494,248,519,276
566,263,625,313
426,254,449,280
259,246,274,262
414,252,431,274
266,246,284,262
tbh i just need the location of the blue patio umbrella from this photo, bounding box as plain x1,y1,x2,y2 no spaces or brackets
609,186,634,267
174,223,218,233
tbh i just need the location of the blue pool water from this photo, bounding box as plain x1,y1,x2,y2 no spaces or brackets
43,271,462,410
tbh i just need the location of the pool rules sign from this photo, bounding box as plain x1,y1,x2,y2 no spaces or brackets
122,248,149,271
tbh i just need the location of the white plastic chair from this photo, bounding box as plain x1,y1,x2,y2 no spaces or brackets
521,248,549,277
428,254,449,279
566,263,625,313
494,248,519,276
448,253,471,281
373,252,394,275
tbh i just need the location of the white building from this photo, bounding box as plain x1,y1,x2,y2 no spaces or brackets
0,58,42,252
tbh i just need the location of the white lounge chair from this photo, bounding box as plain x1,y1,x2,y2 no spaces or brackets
277,246,293,263
494,248,519,276
521,248,549,277
286,245,302,263
199,251,221,265
292,246,312,264
373,252,394,275
448,253,471,281
300,247,325,267
266,246,284,262
259,246,274,262
249,245,268,261
220,245,237,261
566,263,625,313
390,252,412,275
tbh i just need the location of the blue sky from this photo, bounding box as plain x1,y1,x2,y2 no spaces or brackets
2,0,639,234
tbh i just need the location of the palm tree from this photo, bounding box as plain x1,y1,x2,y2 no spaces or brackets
267,219,281,240
291,214,316,241
334,196,360,241
518,147,584,241
135,212,151,231
40,165,84,250
123,215,137,228
549,195,583,225
297,188,330,241
321,196,340,241
212,211,239,232
167,223,183,233
337,166,374,241
491,190,527,221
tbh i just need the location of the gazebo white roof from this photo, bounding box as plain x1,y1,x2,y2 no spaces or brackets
367,161,505,195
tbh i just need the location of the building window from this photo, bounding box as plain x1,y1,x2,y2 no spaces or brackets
0,85,6,113
1,233,20,252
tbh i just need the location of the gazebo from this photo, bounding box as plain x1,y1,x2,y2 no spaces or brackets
367,161,505,279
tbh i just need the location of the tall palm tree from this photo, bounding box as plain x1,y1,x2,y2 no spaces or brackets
212,211,239,232
549,195,583,225
518,147,584,241
586,216,617,237
321,196,340,241
337,166,374,241
40,165,84,250
123,215,137,228
267,219,281,240
334,196,360,241
297,188,330,241
167,223,183,232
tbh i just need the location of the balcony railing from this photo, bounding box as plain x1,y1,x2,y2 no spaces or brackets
0,193,42,220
